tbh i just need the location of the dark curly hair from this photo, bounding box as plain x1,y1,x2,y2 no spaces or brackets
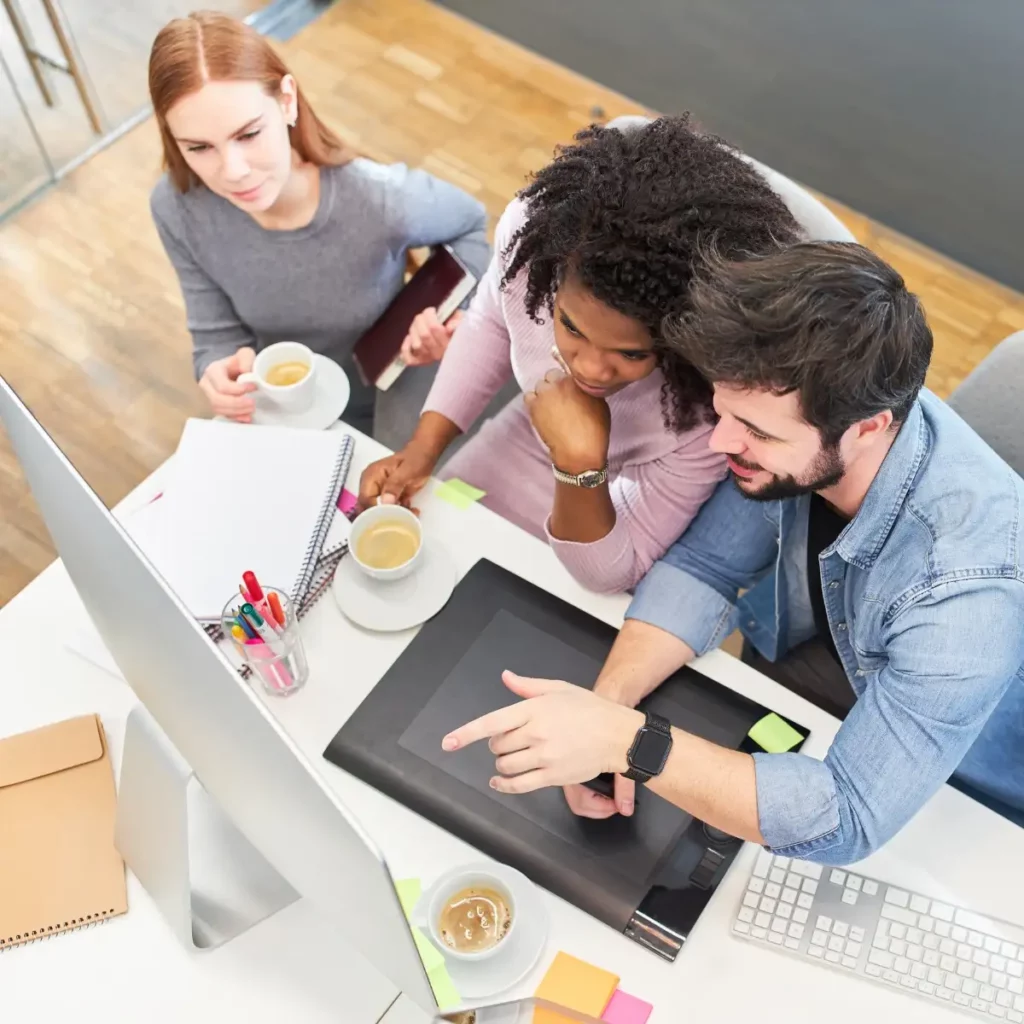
501,114,803,431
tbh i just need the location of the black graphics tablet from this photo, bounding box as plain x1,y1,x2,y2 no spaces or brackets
324,559,808,961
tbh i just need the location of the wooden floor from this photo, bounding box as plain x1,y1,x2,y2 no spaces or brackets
2,0,1024,606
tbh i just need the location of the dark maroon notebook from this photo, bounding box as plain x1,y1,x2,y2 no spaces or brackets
353,245,477,391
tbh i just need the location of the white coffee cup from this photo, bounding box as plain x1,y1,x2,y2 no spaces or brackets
238,341,317,414
349,504,423,582
426,867,517,962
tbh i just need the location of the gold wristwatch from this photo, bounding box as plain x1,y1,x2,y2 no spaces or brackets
551,464,608,489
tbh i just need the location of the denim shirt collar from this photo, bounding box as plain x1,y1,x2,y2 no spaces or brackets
835,399,929,570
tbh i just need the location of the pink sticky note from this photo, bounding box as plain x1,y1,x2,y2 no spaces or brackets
601,990,653,1024
337,488,359,517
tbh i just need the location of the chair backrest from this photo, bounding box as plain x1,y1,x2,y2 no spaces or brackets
947,330,1024,476
604,115,855,242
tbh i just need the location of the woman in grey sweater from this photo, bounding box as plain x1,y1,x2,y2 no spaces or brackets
147,12,489,438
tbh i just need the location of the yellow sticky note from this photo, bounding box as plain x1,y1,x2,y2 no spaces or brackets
395,877,422,918
445,478,486,502
410,925,445,973
748,713,803,753
533,951,619,1022
428,963,461,1008
434,481,476,510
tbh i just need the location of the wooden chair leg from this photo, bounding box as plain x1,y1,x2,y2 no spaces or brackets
35,0,103,133
1,0,56,107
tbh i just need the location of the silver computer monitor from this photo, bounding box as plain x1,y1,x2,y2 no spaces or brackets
0,376,438,1015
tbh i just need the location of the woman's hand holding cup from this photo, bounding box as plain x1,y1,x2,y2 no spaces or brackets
198,347,258,422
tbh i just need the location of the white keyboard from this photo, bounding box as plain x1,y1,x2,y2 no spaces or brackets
732,851,1024,1020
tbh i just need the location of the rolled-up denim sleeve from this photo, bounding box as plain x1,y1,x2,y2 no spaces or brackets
626,478,779,655
754,576,1024,864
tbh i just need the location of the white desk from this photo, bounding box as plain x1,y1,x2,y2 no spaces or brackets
3,427,1023,1023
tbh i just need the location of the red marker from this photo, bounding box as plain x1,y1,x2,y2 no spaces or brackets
242,571,264,602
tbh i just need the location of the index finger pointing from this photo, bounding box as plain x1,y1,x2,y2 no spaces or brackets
442,703,529,752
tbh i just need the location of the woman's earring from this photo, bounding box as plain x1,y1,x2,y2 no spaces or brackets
288,114,297,127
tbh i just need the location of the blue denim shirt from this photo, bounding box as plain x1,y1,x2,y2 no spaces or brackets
627,390,1024,864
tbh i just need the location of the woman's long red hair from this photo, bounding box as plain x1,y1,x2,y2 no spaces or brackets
148,11,352,192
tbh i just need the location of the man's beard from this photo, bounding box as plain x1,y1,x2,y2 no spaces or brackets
730,445,846,502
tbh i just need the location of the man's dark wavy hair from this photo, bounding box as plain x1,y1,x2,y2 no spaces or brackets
501,114,802,431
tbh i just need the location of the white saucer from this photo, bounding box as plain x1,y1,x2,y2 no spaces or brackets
331,541,457,632
252,354,350,430
412,863,550,1001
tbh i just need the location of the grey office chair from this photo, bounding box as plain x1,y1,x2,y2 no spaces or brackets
605,115,855,243
947,330,1024,477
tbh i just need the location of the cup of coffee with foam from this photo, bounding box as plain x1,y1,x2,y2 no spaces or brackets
427,868,516,962
349,504,423,581
239,341,317,414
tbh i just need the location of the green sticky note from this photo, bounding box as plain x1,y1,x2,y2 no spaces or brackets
410,925,445,973
748,713,803,753
445,478,486,502
428,963,461,1008
395,877,422,918
434,481,476,510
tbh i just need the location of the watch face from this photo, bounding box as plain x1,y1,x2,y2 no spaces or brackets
631,727,672,775
577,470,604,489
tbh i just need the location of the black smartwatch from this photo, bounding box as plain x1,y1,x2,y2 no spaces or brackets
622,710,673,784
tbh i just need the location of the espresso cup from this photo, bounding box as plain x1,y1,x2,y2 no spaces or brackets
238,341,317,414
426,867,517,962
349,504,423,581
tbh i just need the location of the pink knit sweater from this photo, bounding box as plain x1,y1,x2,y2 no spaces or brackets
423,199,727,593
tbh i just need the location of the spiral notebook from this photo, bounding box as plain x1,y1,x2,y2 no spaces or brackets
125,419,353,622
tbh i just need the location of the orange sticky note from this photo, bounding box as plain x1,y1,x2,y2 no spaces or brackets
533,951,620,1023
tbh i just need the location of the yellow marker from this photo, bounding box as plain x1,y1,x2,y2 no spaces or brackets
230,624,247,644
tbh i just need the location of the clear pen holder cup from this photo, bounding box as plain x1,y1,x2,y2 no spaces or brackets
221,587,309,697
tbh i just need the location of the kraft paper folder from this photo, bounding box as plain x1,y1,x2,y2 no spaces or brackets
0,715,127,950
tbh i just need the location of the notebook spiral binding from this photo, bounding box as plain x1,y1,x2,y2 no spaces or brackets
292,433,354,610
0,908,119,952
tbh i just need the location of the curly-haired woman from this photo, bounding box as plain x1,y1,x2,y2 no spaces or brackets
359,115,801,593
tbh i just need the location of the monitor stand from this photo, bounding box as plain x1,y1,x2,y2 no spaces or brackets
114,705,299,950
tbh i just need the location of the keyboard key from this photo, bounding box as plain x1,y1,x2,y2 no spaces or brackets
765,883,782,899
734,921,750,934
748,877,766,894
842,890,858,906
947,973,964,991
774,857,791,870
846,941,862,958
743,892,760,909
925,950,941,967
738,907,755,924
825,951,841,964
816,916,833,932
797,894,814,910
991,1009,1007,1020
936,921,952,937
768,932,784,945
959,944,975,960
811,930,828,947
1002,943,1019,959
770,868,786,885
919,981,936,996
777,903,792,920
938,987,954,1000
955,994,971,1006
850,927,866,942
771,919,787,934
901,977,917,990
1008,1009,1023,1022
829,936,845,953
941,940,957,955
874,935,891,953
781,888,798,905
881,904,918,926
995,957,1009,973
834,922,849,938
790,860,822,879
760,897,777,914
895,956,911,974
909,894,930,913
932,902,955,922
808,945,823,958
801,880,818,896
953,926,969,942
890,923,907,940
907,927,924,945
866,964,882,977
908,945,924,962
961,962,977,978
982,985,997,1001
830,869,846,886
784,937,800,951
964,980,981,996
978,951,993,967
793,908,810,925
883,970,901,985
924,935,941,951
972,932,987,948
890,939,907,957
1016,996,1024,1012
789,923,805,940
928,967,946,984
842,956,857,969
753,851,773,878
755,912,771,928
886,887,910,908
847,875,863,892
1009,964,1024,980
869,949,894,969
863,880,879,897
920,916,935,933
911,963,927,980
1011,978,1024,994
942,954,957,971
975,965,992,982
999,992,1015,1008
786,873,801,890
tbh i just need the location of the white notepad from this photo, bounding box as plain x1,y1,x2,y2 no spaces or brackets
125,419,353,621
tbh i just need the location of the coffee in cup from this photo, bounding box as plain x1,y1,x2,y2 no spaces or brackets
264,361,310,387
436,884,513,956
349,504,423,581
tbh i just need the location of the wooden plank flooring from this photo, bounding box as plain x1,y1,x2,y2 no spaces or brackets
2,0,1023,606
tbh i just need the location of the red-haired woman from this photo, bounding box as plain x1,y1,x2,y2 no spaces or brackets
148,12,488,438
